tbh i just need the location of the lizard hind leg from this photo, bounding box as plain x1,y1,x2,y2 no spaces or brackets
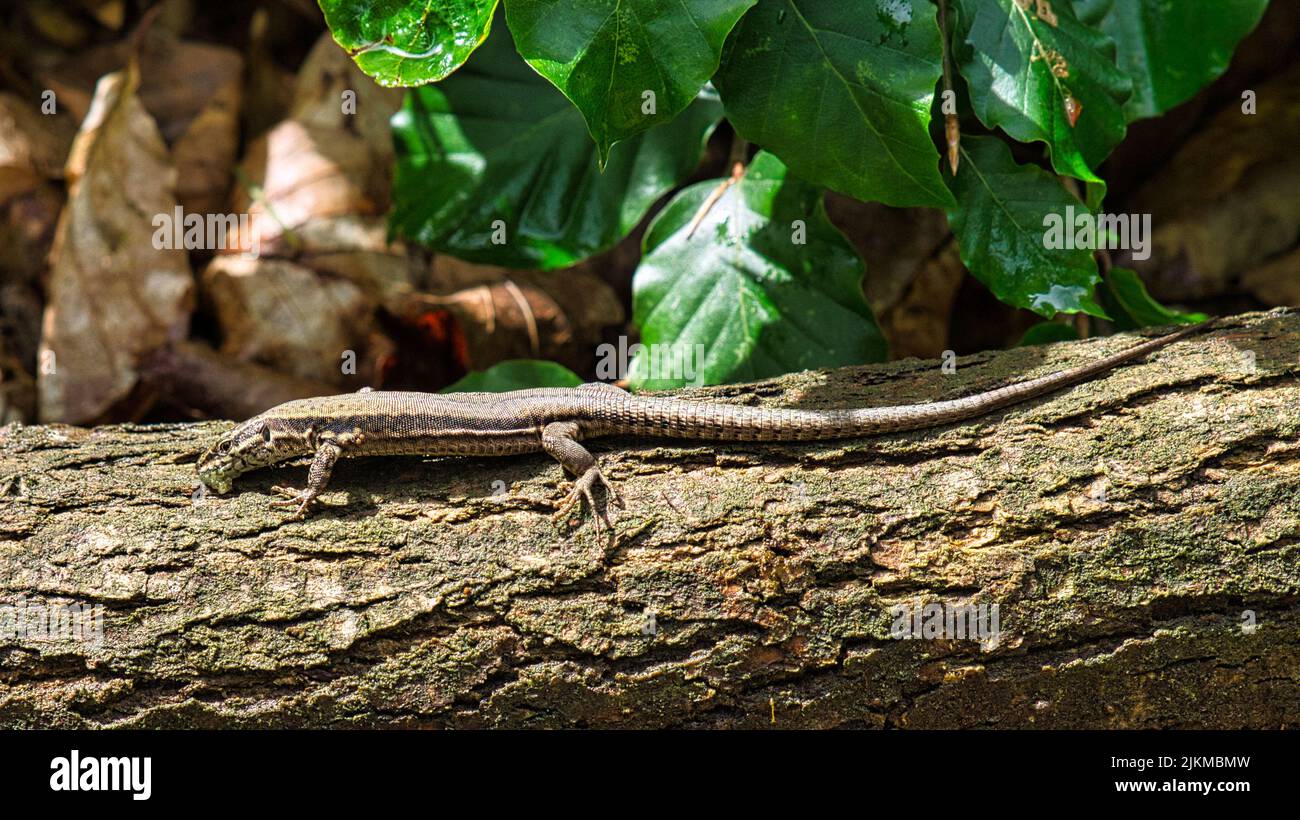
541,421,624,536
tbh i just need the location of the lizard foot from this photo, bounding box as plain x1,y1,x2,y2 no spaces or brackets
553,466,624,537
270,485,319,519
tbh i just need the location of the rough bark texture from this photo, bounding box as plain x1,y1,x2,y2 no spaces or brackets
2,310,1298,728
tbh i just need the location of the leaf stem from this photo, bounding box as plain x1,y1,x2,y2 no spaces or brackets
686,134,749,239
938,0,960,175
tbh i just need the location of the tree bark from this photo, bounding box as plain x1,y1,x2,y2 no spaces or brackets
2,310,1299,728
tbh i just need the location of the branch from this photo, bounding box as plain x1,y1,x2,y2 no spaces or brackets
1,310,1298,728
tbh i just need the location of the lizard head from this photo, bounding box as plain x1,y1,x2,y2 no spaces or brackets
196,418,285,495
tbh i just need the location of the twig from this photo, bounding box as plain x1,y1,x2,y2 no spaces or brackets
501,278,541,357
685,136,749,239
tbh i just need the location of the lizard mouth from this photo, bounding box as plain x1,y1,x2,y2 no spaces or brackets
196,447,238,495
205,476,233,495
196,469,234,495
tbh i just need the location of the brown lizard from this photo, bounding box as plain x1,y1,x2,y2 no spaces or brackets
196,322,1208,533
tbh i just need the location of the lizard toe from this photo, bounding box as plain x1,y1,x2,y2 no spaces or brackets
270,487,318,518
553,467,620,535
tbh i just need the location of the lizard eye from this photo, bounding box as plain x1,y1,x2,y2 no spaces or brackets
215,439,232,455
260,425,273,445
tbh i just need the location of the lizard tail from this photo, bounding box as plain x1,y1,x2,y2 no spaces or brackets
616,321,1211,442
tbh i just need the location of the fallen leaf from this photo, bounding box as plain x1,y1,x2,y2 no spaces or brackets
1126,62,1300,300
420,256,624,374
275,215,420,313
0,332,37,424
230,33,403,248
169,47,242,216
0,92,74,374
203,255,378,386
38,64,193,424
43,26,243,215
198,33,408,396
0,92,77,179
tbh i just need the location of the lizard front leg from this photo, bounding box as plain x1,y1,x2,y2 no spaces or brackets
541,421,623,536
271,432,360,518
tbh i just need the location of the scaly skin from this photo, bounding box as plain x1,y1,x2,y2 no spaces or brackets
196,322,1209,534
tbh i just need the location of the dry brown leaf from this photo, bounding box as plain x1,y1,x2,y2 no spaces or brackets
38,64,194,424
232,120,379,248
0,92,77,180
290,32,404,157
276,215,420,313
230,33,404,247
199,33,409,394
44,29,237,138
43,26,243,215
421,256,624,374
1126,63,1300,300
242,7,297,141
0,173,62,290
0,337,37,424
169,48,242,216
0,94,75,424
203,255,379,386
0,98,67,288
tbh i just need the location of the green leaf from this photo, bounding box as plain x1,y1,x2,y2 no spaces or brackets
1017,321,1079,346
318,0,498,87
1071,0,1113,27
1104,268,1207,330
390,17,723,269
443,359,584,392
503,0,755,163
713,0,954,209
945,135,1105,319
630,150,886,391
1094,0,1269,121
951,0,1132,187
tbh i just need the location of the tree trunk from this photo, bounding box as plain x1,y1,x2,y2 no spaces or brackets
2,310,1298,728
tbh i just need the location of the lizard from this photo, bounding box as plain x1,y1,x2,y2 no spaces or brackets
195,321,1209,534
